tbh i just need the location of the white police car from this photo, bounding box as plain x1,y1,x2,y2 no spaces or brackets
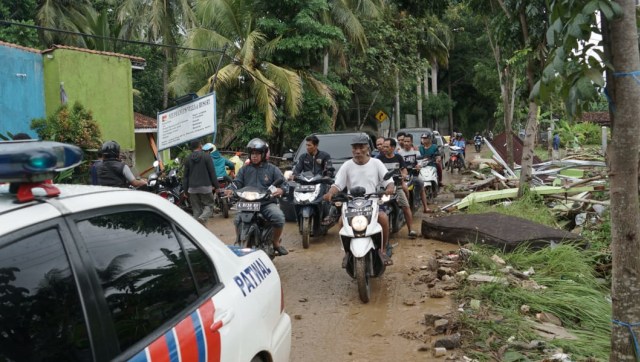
0,140,291,362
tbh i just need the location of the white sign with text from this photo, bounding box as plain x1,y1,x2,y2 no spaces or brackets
157,93,216,150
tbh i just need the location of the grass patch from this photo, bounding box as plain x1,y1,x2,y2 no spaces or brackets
465,190,557,228
458,244,611,360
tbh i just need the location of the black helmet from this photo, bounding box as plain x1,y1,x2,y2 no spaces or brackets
246,138,269,159
101,140,120,159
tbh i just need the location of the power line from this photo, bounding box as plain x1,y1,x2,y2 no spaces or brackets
0,20,224,54
0,20,284,95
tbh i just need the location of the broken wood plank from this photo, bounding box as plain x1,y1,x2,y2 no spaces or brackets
547,194,610,206
450,185,596,210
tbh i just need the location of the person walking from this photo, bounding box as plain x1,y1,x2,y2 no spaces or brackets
183,140,220,224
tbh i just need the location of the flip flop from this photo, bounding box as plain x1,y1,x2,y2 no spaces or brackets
379,249,393,266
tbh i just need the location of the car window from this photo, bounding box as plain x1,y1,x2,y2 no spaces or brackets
76,210,218,351
0,228,91,361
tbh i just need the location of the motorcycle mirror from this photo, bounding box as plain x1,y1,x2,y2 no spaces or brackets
153,160,160,168
351,186,366,197
383,170,397,181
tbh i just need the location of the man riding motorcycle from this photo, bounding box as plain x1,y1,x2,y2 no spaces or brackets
225,138,289,256
418,132,443,187
399,134,428,213
377,138,418,240
291,135,333,177
323,134,395,266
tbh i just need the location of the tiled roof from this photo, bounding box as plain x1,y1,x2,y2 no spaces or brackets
134,112,157,130
0,40,41,54
42,44,146,64
581,111,610,125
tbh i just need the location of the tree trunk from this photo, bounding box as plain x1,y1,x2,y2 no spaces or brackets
417,72,423,127
608,1,640,360
431,57,438,95
323,51,329,77
424,67,429,99
448,77,453,135
162,51,169,109
501,67,516,168
518,101,538,196
395,68,401,131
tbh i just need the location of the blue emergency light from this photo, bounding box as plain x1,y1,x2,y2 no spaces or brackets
0,140,83,183
0,141,83,202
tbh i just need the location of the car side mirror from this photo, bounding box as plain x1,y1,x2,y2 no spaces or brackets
282,152,294,161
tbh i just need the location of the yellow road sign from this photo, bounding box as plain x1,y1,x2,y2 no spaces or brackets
375,110,388,122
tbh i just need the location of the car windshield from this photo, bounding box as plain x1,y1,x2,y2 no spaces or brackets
294,134,358,163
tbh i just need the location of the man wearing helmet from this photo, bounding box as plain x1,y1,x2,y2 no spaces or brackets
323,134,396,266
203,143,235,183
184,140,221,224
96,140,147,188
225,138,289,256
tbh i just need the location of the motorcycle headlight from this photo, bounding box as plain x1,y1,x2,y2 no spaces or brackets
351,215,369,232
238,191,262,200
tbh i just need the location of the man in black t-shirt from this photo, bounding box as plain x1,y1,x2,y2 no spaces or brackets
377,138,417,239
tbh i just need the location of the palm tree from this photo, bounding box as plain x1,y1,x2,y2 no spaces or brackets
36,0,94,46
117,0,197,108
322,0,386,75
171,0,334,133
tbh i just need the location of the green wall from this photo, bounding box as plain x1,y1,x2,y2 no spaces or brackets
43,49,135,150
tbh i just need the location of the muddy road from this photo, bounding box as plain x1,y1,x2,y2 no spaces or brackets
207,170,469,361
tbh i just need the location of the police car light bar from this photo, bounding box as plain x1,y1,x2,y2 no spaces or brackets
0,140,83,202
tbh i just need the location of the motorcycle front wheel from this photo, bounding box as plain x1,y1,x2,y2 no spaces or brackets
221,197,230,218
355,256,370,303
301,216,311,249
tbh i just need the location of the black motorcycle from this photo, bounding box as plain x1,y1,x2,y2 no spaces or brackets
381,169,406,235
291,171,335,248
233,179,284,258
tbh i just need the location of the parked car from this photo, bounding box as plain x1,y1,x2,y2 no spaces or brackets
397,127,450,163
0,140,291,362
281,131,375,221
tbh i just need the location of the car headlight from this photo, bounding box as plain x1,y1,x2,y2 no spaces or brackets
351,215,369,232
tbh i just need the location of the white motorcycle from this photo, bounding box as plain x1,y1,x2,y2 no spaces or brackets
334,186,388,303
418,158,439,203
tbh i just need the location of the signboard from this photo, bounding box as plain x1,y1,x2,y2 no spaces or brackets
375,110,388,123
157,93,216,150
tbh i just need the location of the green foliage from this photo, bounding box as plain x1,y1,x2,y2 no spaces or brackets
555,120,603,147
537,0,623,117
31,102,103,184
0,0,39,47
423,92,455,124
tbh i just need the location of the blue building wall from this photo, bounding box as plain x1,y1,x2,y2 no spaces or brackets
0,44,45,139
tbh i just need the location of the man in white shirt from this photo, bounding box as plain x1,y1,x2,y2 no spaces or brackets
324,134,395,265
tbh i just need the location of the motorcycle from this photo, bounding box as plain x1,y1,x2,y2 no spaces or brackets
213,177,231,218
418,158,439,203
333,186,387,303
474,138,482,152
233,179,284,258
448,146,465,173
384,169,406,235
291,171,335,249
404,165,421,214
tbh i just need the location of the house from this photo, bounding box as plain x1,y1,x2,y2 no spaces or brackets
0,41,46,139
41,45,146,155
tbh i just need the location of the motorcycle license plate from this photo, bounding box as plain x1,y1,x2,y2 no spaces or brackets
344,207,372,217
297,184,316,192
236,201,261,211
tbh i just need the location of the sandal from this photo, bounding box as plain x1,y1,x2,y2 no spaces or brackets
379,249,393,266
275,245,289,255
408,230,417,239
